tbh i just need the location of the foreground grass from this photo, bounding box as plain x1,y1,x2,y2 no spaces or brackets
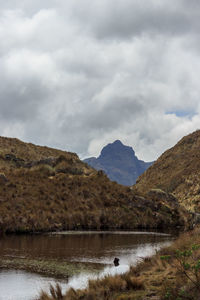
0,257,104,279
38,226,200,300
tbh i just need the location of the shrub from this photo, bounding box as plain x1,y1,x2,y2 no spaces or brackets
160,244,200,299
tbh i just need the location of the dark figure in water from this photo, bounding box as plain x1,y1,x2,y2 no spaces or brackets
113,257,120,266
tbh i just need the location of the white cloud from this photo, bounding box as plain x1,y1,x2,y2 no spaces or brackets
0,0,199,161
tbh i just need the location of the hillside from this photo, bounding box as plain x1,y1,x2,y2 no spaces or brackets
84,140,153,186
134,130,200,212
0,137,189,233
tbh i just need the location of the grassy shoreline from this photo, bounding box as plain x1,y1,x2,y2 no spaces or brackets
38,226,200,300
0,256,105,280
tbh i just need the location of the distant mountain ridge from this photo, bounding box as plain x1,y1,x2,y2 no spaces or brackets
84,140,153,186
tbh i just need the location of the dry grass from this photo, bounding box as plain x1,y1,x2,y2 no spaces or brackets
0,136,190,234
38,274,144,300
134,129,200,212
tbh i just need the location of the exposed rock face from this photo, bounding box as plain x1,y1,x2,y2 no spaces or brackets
84,140,153,186
134,130,200,212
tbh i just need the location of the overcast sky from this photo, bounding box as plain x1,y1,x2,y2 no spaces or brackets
0,0,200,161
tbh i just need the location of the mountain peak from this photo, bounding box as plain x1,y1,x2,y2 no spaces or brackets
100,140,135,159
84,140,153,186
113,139,123,145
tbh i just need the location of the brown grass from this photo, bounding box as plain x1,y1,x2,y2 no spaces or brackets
134,130,200,212
0,136,190,234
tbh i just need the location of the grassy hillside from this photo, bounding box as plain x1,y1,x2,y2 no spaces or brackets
134,130,200,212
0,136,190,233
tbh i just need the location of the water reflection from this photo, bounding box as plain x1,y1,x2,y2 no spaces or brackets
67,264,130,291
0,231,172,263
0,231,173,300
0,270,67,300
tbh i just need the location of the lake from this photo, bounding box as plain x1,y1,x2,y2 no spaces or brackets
0,231,174,300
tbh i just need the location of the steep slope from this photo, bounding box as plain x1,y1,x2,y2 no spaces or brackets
84,140,153,185
134,130,200,212
0,137,189,233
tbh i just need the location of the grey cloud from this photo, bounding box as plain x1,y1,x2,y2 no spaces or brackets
87,97,146,129
2,1,197,39
0,1,199,161
0,0,56,15
0,84,43,121
61,96,145,134
67,0,196,39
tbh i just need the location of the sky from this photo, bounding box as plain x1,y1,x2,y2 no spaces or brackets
0,0,200,161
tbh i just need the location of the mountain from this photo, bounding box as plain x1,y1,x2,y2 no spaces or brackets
134,130,200,212
84,140,153,186
0,136,188,233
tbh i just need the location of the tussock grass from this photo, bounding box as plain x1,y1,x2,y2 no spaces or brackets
0,136,191,234
135,130,200,213
0,161,188,233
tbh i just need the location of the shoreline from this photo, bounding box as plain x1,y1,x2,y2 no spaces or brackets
38,226,200,299
0,229,176,280
0,229,174,281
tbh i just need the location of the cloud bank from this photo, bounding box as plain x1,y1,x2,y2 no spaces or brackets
0,0,200,160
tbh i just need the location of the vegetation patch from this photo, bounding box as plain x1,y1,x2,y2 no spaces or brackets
134,130,200,213
0,256,104,279
0,136,190,233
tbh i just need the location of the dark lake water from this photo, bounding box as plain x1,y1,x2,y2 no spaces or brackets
0,231,173,300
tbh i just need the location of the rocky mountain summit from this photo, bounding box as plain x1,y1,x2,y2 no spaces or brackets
134,130,200,212
84,140,153,186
